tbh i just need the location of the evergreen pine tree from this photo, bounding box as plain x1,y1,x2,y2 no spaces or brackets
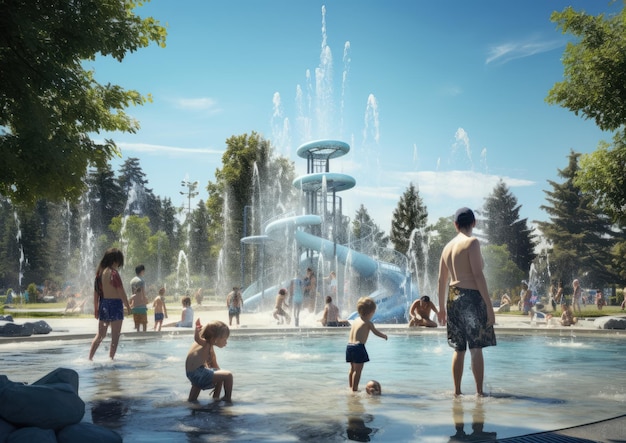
390,183,428,255
537,151,616,287
87,164,125,243
352,205,389,254
482,180,537,274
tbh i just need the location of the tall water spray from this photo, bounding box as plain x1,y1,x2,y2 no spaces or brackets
77,190,96,301
13,211,25,301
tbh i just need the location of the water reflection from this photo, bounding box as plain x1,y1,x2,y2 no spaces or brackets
91,398,128,428
346,396,377,442
449,398,497,442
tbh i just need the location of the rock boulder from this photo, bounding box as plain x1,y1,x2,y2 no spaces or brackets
594,315,626,330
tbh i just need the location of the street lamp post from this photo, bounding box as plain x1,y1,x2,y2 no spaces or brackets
180,180,199,216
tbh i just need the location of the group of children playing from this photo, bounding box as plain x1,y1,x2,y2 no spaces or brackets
129,287,195,331
187,295,384,403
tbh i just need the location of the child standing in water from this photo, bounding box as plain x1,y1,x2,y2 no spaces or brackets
186,319,233,402
89,248,132,361
346,297,387,392
153,287,168,331
273,288,291,325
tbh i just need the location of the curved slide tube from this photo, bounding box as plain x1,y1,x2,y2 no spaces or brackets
243,216,413,322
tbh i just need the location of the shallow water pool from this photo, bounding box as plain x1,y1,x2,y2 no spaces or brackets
1,330,625,442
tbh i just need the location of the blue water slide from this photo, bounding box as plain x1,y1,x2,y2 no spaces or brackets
265,214,322,236
293,172,356,193
296,230,411,323
293,231,377,277
242,215,322,311
243,214,414,322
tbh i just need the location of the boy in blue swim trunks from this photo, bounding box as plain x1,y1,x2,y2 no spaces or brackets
153,287,168,331
346,297,387,392
186,318,233,402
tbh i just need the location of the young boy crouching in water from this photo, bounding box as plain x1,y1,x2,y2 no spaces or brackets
186,318,233,402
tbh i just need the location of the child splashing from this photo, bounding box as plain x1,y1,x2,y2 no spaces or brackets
186,319,233,402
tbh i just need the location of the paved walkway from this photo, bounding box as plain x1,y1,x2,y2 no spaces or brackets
1,307,623,341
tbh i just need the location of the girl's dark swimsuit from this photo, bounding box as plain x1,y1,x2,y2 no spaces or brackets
95,274,125,322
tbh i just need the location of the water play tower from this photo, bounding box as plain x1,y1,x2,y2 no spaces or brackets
241,139,418,323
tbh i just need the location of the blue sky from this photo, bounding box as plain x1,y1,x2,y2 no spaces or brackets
91,1,619,233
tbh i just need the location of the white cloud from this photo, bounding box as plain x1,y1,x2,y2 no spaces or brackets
440,85,462,97
341,170,536,230
351,185,400,202
393,170,534,199
116,141,223,157
486,37,564,65
173,97,221,113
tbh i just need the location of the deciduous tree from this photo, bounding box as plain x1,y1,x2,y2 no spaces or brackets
0,0,166,204
206,133,297,289
547,5,626,222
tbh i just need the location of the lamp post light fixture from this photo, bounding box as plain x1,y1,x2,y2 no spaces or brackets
180,180,199,215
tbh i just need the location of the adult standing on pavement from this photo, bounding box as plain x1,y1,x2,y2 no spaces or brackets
129,264,148,332
89,248,131,360
572,279,583,314
290,275,305,327
226,287,243,327
303,268,317,312
556,280,565,308
437,207,496,397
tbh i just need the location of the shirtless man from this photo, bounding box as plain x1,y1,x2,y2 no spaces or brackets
437,207,496,397
408,295,438,327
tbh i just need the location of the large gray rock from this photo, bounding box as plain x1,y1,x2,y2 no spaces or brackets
0,417,16,441
27,320,53,334
0,321,34,337
594,315,626,330
0,368,84,430
32,367,79,392
6,427,56,443
0,319,51,337
0,369,121,442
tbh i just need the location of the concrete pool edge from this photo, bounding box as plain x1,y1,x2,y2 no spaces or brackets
2,314,625,344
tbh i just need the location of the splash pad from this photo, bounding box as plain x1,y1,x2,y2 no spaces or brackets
1,325,625,442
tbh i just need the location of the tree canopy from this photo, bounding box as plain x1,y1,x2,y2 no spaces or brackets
0,0,167,205
547,5,626,222
206,132,297,290
575,134,626,224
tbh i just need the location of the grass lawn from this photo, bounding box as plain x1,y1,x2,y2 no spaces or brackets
499,305,624,318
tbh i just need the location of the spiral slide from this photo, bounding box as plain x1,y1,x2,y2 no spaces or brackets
241,139,416,323
243,215,414,323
